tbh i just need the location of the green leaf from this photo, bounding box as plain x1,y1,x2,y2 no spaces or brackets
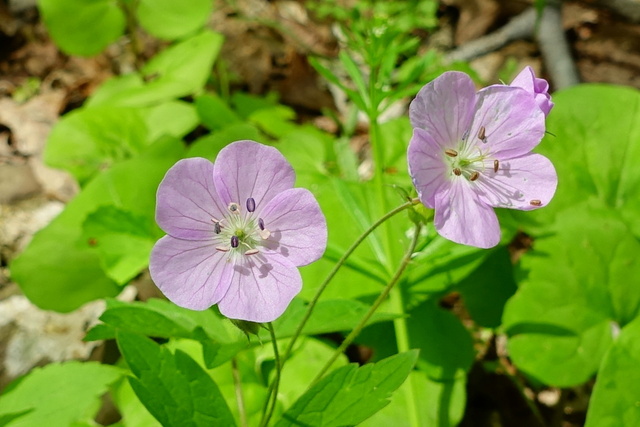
275,350,419,427
405,230,489,308
0,361,123,427
186,122,264,159
195,94,241,131
361,371,466,427
44,106,149,184
39,0,125,56
144,101,199,141
407,300,474,380
273,298,398,337
86,32,223,107
520,84,640,235
503,204,640,386
137,0,212,40
585,316,640,427
141,31,223,99
111,378,162,427
456,246,517,328
116,331,236,427
82,206,156,284
11,137,185,312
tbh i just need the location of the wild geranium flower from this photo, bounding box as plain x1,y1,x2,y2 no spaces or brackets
408,71,558,248
509,66,554,116
150,140,327,322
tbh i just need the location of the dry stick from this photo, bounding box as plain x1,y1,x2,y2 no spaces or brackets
310,223,422,386
231,357,248,427
445,7,537,64
535,2,580,89
445,4,580,90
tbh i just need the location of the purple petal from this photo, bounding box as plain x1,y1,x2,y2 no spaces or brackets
510,66,554,116
258,187,327,267
213,140,295,210
150,235,233,310
217,255,301,322
409,72,477,148
434,179,501,249
475,153,558,211
156,157,228,240
407,128,449,208
470,86,545,159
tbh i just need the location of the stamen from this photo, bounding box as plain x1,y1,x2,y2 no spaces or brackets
246,197,256,213
469,171,479,181
493,159,499,173
231,235,239,248
258,218,265,230
216,246,230,252
478,126,486,142
461,129,470,141
453,168,462,176
214,222,222,234
245,249,259,256
445,149,458,157
228,202,240,214
530,200,542,206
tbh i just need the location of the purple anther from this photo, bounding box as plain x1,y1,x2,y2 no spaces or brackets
258,218,265,230
231,235,239,248
246,197,256,212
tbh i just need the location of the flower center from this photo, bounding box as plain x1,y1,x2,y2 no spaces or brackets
212,198,271,258
444,125,499,182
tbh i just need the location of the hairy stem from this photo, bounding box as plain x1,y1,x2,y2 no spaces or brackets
260,323,282,427
231,357,248,427
310,223,421,386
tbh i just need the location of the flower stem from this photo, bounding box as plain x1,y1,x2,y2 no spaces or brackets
259,198,419,417
282,198,419,363
259,323,281,427
231,357,248,427
389,285,422,427
309,223,422,386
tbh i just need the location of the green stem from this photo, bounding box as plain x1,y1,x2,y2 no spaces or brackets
259,199,419,415
389,283,421,427
282,198,419,364
260,323,281,427
310,223,422,386
231,357,248,427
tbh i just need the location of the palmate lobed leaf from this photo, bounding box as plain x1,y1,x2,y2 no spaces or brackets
502,84,640,388
116,331,235,427
85,297,399,369
11,137,185,312
275,350,419,427
585,315,640,427
136,0,212,40
39,0,125,56
0,361,124,427
504,204,640,386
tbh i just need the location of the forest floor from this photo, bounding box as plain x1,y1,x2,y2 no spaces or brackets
0,1,639,426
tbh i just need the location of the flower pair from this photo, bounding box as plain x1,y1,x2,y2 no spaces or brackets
150,67,557,322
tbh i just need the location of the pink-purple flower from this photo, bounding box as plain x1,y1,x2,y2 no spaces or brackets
408,70,558,248
509,66,554,116
150,140,327,322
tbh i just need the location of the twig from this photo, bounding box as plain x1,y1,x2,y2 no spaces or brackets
535,2,580,89
445,3,581,89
